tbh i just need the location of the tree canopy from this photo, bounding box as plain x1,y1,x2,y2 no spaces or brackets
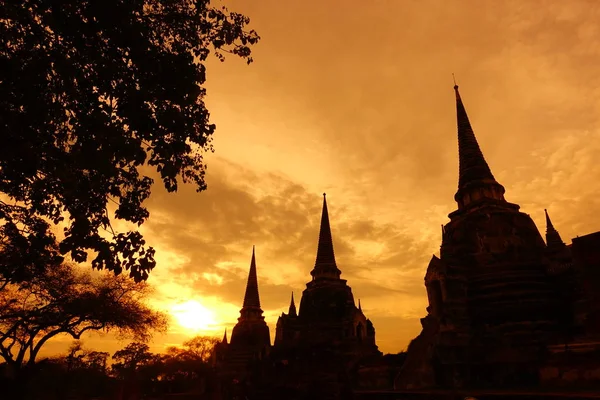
0,0,259,281
0,262,167,371
1,337,223,399
165,335,219,363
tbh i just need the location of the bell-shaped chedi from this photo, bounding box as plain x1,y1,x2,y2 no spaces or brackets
442,85,556,334
217,247,270,375
397,84,561,390
275,194,379,356
230,246,271,349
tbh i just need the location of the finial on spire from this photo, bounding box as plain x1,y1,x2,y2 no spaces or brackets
453,75,461,100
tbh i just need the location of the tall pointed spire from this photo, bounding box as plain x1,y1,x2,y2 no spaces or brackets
358,299,362,312
311,193,342,280
454,84,495,186
544,209,565,248
222,328,228,344
242,246,261,309
453,84,506,208
230,247,270,350
288,292,297,317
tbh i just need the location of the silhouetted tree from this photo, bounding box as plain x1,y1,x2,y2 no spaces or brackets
160,336,219,393
165,335,220,363
65,340,110,374
110,336,221,396
0,262,167,377
0,0,260,282
8,341,117,400
111,342,159,380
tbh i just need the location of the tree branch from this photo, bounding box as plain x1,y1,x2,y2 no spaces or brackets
28,328,65,366
0,341,16,365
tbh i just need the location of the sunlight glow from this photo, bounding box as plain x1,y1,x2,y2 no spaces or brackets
171,300,217,332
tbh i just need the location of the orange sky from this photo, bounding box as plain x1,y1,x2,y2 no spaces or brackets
42,0,600,357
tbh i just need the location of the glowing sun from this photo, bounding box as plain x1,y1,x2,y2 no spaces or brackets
171,300,217,331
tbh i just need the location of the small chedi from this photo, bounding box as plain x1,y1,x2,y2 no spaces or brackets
395,84,600,390
212,247,271,379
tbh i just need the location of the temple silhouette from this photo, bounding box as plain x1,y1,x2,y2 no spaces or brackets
213,194,382,396
212,84,600,397
213,246,271,378
395,84,600,391
274,194,378,356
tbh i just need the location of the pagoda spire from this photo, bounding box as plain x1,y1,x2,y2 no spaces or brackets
242,246,261,309
311,193,342,280
222,328,228,344
545,209,565,248
453,84,506,209
288,292,297,317
230,247,270,349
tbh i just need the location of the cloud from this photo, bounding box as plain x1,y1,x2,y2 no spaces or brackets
37,1,600,358
499,128,600,241
131,158,438,352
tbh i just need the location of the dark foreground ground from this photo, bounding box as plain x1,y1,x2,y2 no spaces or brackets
354,390,600,400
